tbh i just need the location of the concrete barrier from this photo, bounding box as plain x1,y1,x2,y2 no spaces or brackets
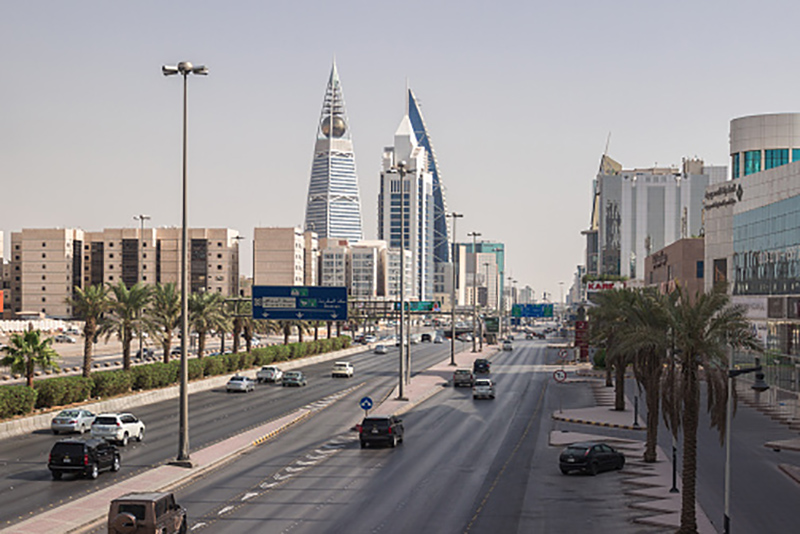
0,343,370,440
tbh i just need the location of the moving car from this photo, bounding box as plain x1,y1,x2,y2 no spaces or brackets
48,438,120,480
374,344,388,354
363,335,377,344
502,340,513,351
473,358,491,374
226,375,255,392
256,365,283,383
358,415,404,448
108,492,187,534
54,334,76,343
135,347,155,359
559,442,625,475
331,361,354,378
51,409,95,434
433,334,444,344
91,413,146,446
453,369,474,387
282,370,307,387
473,378,496,399
420,333,432,342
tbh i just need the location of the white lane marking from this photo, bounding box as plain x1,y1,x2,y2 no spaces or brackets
242,492,259,501
307,454,325,460
286,466,305,472
261,482,278,489
191,523,206,531
297,460,317,466
218,506,234,515
274,473,291,480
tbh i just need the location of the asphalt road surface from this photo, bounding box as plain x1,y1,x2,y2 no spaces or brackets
157,341,653,534
0,340,466,528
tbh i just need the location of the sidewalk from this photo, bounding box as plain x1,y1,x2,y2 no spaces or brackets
4,343,497,534
549,372,716,534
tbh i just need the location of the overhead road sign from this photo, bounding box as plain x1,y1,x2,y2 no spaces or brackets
512,303,554,318
252,286,348,321
484,316,499,333
393,301,441,312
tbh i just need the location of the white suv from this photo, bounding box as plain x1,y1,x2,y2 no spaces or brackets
331,361,354,378
91,413,145,446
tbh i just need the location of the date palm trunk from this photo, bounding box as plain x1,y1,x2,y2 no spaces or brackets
614,359,626,411
82,319,96,377
678,363,700,533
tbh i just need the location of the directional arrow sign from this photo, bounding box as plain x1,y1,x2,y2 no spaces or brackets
359,396,373,411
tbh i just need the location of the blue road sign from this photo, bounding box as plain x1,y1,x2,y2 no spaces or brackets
252,286,348,321
359,396,373,411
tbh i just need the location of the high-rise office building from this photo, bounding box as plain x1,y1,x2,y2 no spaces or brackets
378,115,435,300
408,88,450,264
303,62,363,242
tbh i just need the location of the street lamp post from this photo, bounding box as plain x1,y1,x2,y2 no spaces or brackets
558,281,564,322
448,213,463,366
482,262,489,349
467,231,481,352
394,161,408,398
134,214,150,362
163,60,207,467
723,357,769,534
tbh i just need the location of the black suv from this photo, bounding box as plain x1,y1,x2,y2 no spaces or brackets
473,358,491,374
358,415,404,448
48,438,120,480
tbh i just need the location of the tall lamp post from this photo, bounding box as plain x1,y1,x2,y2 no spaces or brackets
162,60,207,466
723,357,768,534
134,214,151,361
393,161,408,398
448,212,463,365
558,281,565,322
467,231,481,352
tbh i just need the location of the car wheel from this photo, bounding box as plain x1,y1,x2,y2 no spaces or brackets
617,457,625,470
589,461,599,476
137,428,144,442
112,455,121,472
391,435,397,448
52,429,59,435
360,441,367,449
560,467,569,475
179,516,188,534
121,433,129,447
88,463,99,479
51,470,62,480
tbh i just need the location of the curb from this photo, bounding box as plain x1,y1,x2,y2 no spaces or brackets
551,414,644,431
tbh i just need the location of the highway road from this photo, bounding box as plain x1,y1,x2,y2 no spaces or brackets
154,341,650,534
0,339,467,528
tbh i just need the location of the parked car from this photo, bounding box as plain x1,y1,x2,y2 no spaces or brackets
559,442,625,475
256,365,283,383
226,375,255,393
54,334,76,343
65,327,81,335
91,413,145,446
170,346,183,356
108,491,187,534
420,333,432,342
453,369,474,387
48,438,120,480
282,370,307,387
473,358,491,374
51,409,95,435
473,378,496,399
502,340,513,351
358,415,404,448
374,344,389,355
363,335,377,344
135,347,155,359
331,361,354,378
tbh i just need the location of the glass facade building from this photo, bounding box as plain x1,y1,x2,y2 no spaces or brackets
304,62,363,242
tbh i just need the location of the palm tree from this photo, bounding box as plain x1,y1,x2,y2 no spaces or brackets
588,288,636,410
101,280,153,371
148,283,181,364
279,321,292,345
189,291,226,358
67,284,112,377
2,328,60,388
615,288,673,463
662,285,761,533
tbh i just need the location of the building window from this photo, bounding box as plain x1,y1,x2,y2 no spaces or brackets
744,150,761,176
42,265,46,269
109,275,114,281
42,297,46,302
109,253,114,259
42,275,46,280
696,260,704,279
765,149,789,170
217,265,223,270
42,243,46,247
42,286,46,291
217,253,222,259
42,253,46,258
793,149,800,163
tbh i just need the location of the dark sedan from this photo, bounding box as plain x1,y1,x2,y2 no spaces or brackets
559,442,625,475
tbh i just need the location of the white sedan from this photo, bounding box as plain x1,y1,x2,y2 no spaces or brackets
227,375,256,392
91,413,145,446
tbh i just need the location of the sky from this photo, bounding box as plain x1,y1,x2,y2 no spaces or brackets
4,0,800,302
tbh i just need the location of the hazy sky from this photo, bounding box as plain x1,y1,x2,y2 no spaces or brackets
3,1,800,301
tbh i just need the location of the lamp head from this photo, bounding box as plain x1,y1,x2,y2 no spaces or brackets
751,371,769,392
162,65,179,76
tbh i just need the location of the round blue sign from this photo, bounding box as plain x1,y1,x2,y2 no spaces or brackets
359,396,373,411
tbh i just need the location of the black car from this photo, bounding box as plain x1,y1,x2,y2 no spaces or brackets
358,415,404,448
48,438,121,480
559,442,625,475
473,358,491,374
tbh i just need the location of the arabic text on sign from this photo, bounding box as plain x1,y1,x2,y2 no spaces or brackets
255,297,296,309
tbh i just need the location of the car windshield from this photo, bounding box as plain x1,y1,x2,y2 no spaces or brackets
230,377,244,382
362,418,389,429
285,372,300,378
95,416,118,425
455,370,470,375
51,442,84,455
57,410,81,418
475,380,491,386
565,445,589,454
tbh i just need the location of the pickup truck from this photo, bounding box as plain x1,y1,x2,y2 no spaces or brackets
453,369,474,387
256,365,282,383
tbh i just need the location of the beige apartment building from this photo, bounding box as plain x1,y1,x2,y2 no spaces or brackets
9,227,241,319
253,227,311,287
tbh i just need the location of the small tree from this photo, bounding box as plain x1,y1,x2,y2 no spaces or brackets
101,280,153,371
189,291,226,358
67,284,112,377
2,329,60,388
148,283,181,364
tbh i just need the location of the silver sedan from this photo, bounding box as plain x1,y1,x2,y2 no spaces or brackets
51,409,95,434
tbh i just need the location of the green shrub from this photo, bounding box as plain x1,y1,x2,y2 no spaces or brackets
251,347,272,366
0,385,37,419
272,345,290,362
91,370,133,398
187,359,204,380
288,343,307,360
34,376,93,409
131,362,179,391
202,356,226,377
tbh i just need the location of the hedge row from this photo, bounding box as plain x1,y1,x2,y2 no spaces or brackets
0,336,352,420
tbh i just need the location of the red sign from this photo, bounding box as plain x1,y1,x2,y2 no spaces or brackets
575,320,589,362
586,281,625,292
